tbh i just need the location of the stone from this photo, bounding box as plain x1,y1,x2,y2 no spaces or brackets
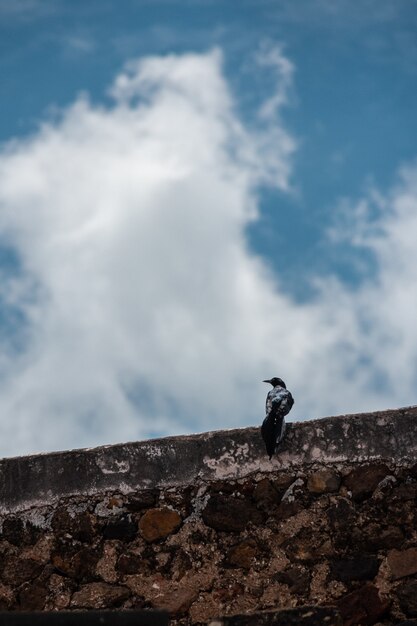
330,555,379,582
388,547,417,579
343,465,390,501
307,470,341,494
275,500,303,521
47,574,76,610
327,498,356,530
139,508,181,542
70,582,131,609
0,583,14,610
2,556,43,586
336,583,390,626
202,495,263,532
226,540,258,569
18,580,47,611
51,544,101,581
253,479,281,508
96,542,119,583
1,517,25,545
117,553,145,576
271,473,295,492
170,549,192,580
126,490,158,511
391,484,417,501
51,508,96,543
103,514,137,541
213,581,244,604
274,566,310,594
398,580,417,617
153,587,198,615
365,525,404,550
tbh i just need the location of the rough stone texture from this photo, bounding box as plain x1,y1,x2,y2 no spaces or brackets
202,495,263,532
397,580,417,617
0,406,417,624
330,555,380,582
139,508,182,542
226,540,258,569
343,464,391,501
387,547,417,579
336,583,390,625
70,582,131,609
307,470,341,494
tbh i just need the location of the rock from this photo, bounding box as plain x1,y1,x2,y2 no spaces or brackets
117,553,145,575
170,549,192,580
253,479,281,508
51,508,96,543
271,473,295,493
343,465,390,501
365,525,404,551
274,566,311,594
70,582,130,609
213,581,244,604
388,547,417,579
1,517,26,546
51,544,101,581
275,501,303,521
391,484,417,501
398,580,417,617
226,540,258,569
327,498,356,531
330,555,379,582
126,490,158,511
2,556,43,586
307,470,341,494
47,574,76,610
103,514,137,541
18,580,47,610
282,478,305,502
139,508,181,542
0,583,14,610
96,542,119,583
202,495,263,532
336,583,390,626
153,587,197,615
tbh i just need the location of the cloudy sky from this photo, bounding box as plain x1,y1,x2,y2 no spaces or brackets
1,0,417,457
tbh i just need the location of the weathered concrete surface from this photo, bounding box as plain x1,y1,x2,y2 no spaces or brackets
0,405,416,512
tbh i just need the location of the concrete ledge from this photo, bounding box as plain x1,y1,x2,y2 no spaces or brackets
0,405,416,513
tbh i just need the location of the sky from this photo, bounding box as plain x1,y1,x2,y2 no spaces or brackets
0,0,417,457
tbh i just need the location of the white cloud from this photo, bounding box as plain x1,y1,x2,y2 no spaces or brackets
0,46,416,458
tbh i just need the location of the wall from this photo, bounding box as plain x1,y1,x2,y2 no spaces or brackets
0,406,417,624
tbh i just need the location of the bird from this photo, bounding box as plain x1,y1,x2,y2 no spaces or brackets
261,377,294,459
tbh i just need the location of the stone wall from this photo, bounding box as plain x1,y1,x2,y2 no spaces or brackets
0,406,417,624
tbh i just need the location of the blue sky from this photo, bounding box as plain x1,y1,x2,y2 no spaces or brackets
0,0,417,457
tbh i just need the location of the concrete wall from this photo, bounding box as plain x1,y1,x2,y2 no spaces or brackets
0,406,417,624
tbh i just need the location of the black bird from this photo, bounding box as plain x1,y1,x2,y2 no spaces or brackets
261,377,294,459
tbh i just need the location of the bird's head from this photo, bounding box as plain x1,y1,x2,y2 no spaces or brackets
263,377,286,388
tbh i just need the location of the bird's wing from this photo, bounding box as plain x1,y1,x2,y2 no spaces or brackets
267,387,294,416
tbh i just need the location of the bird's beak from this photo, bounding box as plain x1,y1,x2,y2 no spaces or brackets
263,379,271,384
